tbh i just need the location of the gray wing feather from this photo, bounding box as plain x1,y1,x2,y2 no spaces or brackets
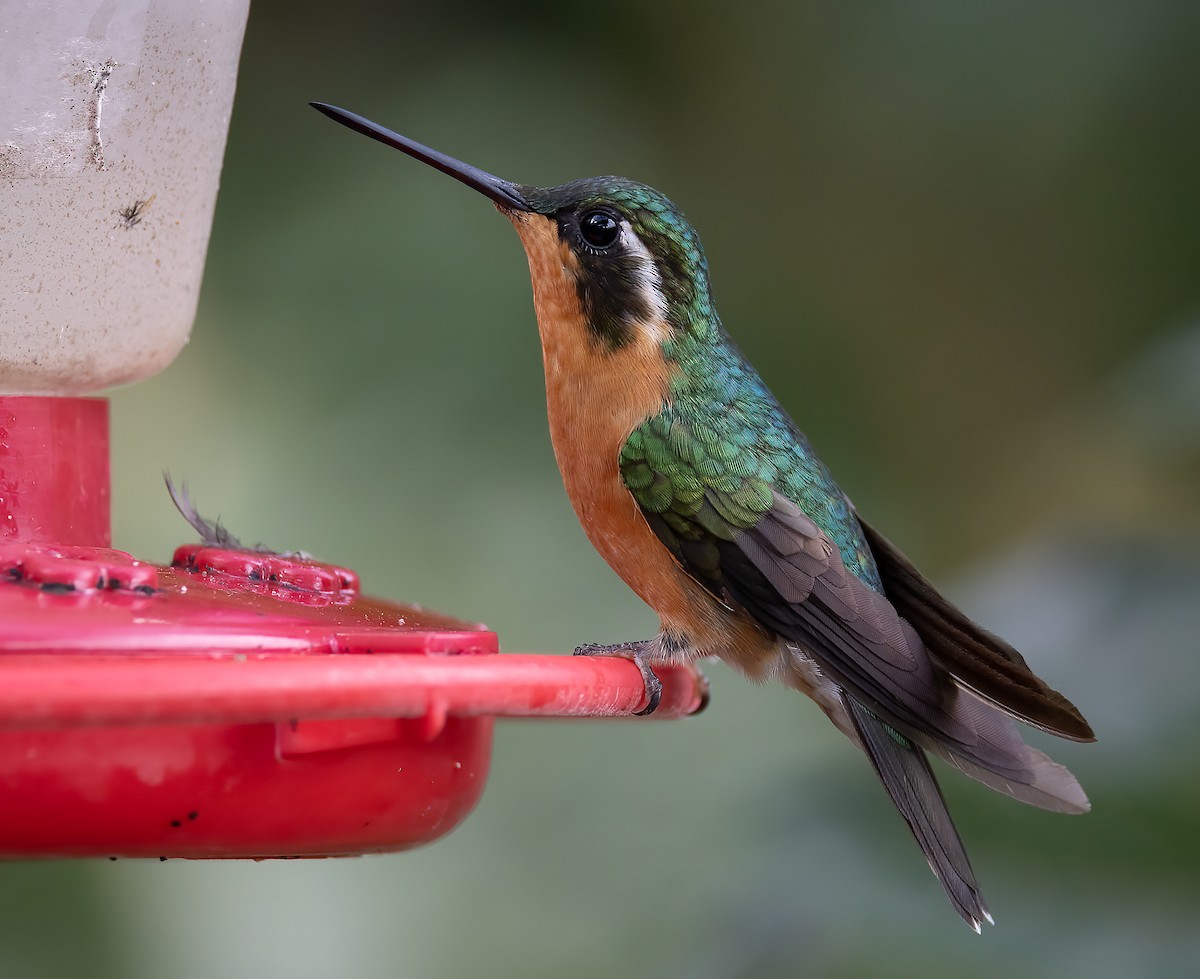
720,491,1089,814
856,514,1095,742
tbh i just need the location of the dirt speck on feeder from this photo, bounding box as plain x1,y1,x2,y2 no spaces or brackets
117,194,156,229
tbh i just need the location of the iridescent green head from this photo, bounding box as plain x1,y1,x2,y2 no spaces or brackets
518,178,712,349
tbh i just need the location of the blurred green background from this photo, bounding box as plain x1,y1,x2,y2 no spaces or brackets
6,1,1200,976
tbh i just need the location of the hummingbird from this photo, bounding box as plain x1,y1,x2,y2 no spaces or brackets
311,102,1094,931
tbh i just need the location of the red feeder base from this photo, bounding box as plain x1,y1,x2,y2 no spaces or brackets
0,396,706,859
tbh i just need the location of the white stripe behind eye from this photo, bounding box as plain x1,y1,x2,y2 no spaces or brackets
621,221,668,319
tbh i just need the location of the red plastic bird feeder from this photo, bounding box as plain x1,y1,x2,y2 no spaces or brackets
0,2,704,860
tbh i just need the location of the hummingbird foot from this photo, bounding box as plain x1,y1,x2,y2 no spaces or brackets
573,640,662,715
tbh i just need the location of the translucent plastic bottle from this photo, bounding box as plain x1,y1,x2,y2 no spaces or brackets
0,0,251,394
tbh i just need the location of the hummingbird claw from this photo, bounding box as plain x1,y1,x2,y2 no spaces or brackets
573,639,661,715
632,664,663,716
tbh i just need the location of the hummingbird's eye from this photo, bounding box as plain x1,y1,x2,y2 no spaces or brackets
579,209,620,249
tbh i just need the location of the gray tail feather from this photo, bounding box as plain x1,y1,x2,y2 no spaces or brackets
917,686,1091,815
846,695,992,932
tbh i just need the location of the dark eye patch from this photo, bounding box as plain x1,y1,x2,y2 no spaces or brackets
554,207,656,352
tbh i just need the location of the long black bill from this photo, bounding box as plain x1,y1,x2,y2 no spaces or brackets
311,102,531,212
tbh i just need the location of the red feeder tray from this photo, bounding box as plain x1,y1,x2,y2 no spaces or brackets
0,397,707,859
